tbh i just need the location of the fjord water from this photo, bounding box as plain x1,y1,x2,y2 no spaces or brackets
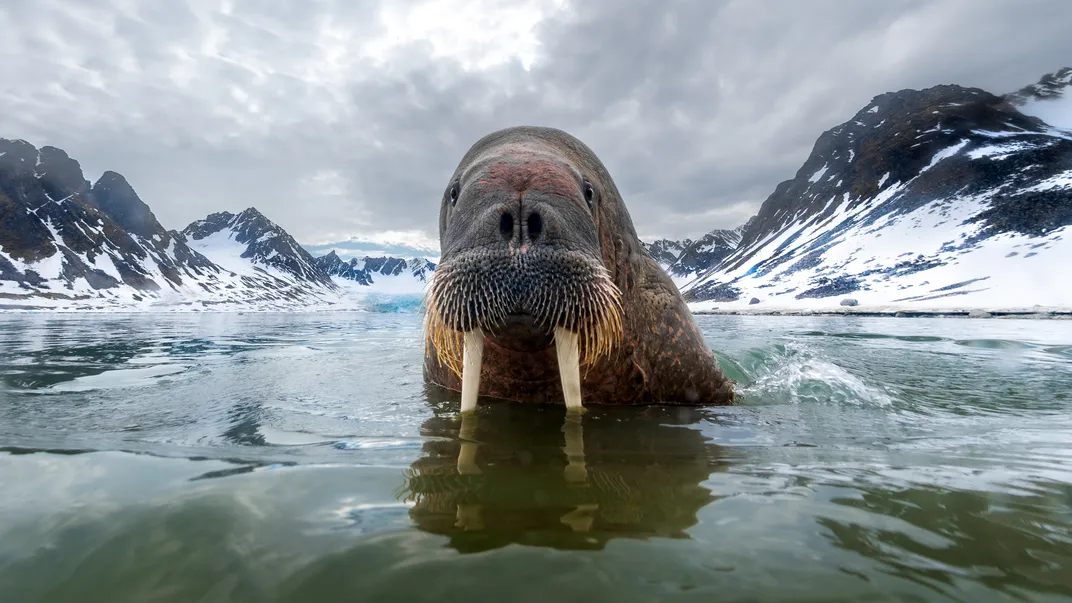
1,313,1070,602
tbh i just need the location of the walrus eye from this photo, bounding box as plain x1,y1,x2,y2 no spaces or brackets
448,181,460,206
582,179,595,209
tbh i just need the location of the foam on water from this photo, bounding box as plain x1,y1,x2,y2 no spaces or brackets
46,363,189,392
735,342,894,407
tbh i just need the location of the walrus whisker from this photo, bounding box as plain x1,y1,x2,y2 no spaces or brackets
422,248,625,410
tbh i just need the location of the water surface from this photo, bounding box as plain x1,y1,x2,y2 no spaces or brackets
1,313,1070,602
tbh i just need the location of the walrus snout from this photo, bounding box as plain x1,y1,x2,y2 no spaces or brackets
440,152,601,261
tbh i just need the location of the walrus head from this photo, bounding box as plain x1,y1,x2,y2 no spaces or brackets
424,126,735,410
424,126,629,410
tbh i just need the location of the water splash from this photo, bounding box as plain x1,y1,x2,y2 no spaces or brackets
735,343,893,407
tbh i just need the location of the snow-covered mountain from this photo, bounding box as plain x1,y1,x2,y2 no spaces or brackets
0,138,244,308
0,138,436,311
679,78,1072,313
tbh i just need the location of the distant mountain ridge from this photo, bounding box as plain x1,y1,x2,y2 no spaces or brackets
315,251,436,291
641,224,747,285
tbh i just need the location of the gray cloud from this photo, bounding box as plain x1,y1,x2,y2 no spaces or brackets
2,0,1070,245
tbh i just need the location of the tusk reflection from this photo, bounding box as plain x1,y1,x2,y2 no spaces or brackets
398,403,728,552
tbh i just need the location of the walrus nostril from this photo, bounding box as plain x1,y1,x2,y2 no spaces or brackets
500,212,514,241
527,212,543,242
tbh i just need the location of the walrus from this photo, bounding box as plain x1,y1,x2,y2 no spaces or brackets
422,126,735,409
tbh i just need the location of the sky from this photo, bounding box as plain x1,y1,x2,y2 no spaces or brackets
3,0,1071,252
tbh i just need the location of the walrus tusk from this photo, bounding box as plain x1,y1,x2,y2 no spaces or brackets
460,329,484,413
555,327,583,411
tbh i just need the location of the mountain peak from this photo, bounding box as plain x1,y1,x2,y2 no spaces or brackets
1005,67,1072,103
89,170,162,239
1004,66,1072,131
35,145,91,202
1,138,221,294
642,225,746,288
181,208,334,287
236,207,267,220
732,81,1053,259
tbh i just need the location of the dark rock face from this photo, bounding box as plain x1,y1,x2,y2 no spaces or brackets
35,146,91,203
89,171,162,239
686,281,740,303
314,250,437,287
1,138,219,294
796,276,861,300
181,208,335,287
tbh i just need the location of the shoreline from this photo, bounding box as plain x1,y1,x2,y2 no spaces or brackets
3,304,1071,319
690,308,1072,319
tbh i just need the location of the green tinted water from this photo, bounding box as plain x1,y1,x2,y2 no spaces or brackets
1,313,1070,602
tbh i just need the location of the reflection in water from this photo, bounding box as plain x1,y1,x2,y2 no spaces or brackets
821,482,1072,598
398,404,732,552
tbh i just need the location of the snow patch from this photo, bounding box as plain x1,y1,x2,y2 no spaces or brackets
808,164,829,183
187,230,259,277
921,139,969,173
1019,170,1072,194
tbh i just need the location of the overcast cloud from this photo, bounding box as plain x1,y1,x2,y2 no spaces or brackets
2,0,1070,248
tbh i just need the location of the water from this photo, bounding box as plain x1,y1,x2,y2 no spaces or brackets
1,312,1071,602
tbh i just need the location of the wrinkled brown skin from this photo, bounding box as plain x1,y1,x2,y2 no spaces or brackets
424,126,735,405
